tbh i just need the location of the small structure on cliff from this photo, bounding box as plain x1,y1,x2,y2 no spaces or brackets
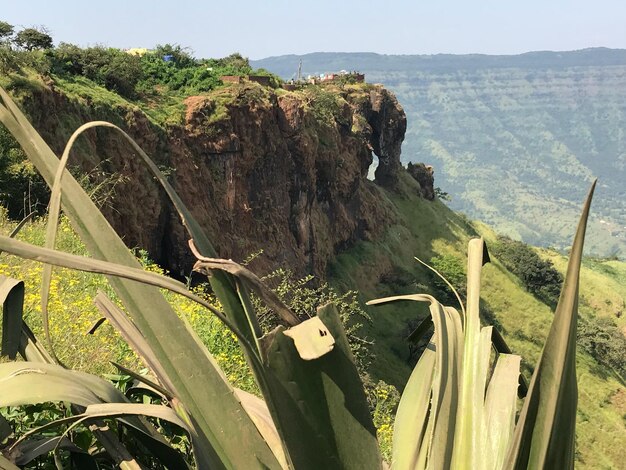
281,65,365,90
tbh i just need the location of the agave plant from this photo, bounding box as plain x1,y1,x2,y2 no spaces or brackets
0,85,593,469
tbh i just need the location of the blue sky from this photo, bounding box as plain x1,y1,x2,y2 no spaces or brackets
2,0,624,59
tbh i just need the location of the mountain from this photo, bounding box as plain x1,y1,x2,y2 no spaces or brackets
253,48,626,257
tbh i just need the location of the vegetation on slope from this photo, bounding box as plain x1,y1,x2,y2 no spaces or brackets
328,172,626,469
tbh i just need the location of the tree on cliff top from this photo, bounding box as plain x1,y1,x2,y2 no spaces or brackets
0,21,14,41
14,27,53,51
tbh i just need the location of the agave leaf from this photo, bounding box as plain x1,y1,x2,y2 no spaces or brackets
368,295,463,469
0,88,280,470
10,403,190,455
77,403,190,431
491,327,527,398
0,235,255,355
424,302,461,469
83,424,145,470
505,181,595,470
0,276,23,360
0,362,189,469
9,436,91,466
110,362,173,400
451,237,487,469
18,322,54,363
259,303,382,470
55,120,269,357
483,354,521,470
0,453,20,470
235,388,288,470
391,344,435,470
191,246,300,327
0,414,11,442
6,211,35,239
0,361,128,407
406,314,433,344
93,291,175,394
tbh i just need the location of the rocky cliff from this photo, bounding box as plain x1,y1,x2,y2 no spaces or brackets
19,79,426,278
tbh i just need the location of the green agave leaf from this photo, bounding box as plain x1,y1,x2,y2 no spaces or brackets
0,453,20,470
483,354,521,470
6,211,35,240
84,425,144,470
451,237,487,469
406,299,528,399
53,120,270,358
110,362,173,400
0,210,34,257
234,388,289,470
0,89,280,470
93,291,176,395
9,436,92,467
17,321,55,364
10,403,190,455
0,414,11,443
0,276,23,360
259,303,382,470
391,344,435,470
0,361,189,470
0,361,128,407
368,295,463,469
504,181,596,470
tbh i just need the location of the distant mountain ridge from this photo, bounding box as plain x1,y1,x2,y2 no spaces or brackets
253,48,626,257
253,48,626,76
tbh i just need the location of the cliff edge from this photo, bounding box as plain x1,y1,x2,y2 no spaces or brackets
17,79,423,278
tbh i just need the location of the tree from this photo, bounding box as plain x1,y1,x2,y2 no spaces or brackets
14,27,53,51
0,21,14,41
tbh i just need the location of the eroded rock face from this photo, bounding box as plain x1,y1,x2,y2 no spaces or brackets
348,87,407,188
21,82,408,279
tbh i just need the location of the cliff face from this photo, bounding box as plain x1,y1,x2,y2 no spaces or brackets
22,81,412,278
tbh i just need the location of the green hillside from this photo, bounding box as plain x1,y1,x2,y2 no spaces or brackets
328,172,626,469
253,49,626,258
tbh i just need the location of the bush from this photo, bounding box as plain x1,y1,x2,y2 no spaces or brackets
578,315,626,380
0,126,49,217
429,253,466,304
51,45,143,98
255,267,374,375
492,235,563,306
0,21,14,41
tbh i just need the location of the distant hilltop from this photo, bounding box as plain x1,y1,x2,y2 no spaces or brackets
252,47,626,78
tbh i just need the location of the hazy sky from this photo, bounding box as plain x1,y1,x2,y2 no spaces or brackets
2,0,624,59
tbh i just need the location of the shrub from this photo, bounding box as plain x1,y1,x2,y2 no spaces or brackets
578,315,626,380
51,45,143,98
429,253,466,303
0,21,14,41
492,235,563,306
0,126,49,217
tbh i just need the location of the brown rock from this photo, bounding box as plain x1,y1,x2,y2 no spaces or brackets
407,162,435,200
19,81,408,279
